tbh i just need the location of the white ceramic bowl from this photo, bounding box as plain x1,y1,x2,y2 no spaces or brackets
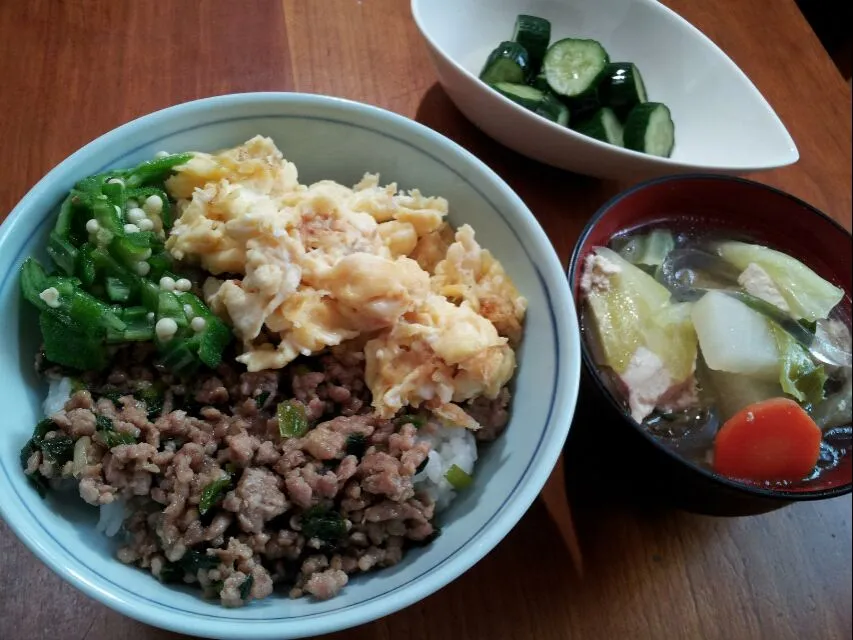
411,0,799,180
0,93,579,639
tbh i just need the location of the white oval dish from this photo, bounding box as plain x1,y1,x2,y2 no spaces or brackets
0,93,580,639
411,0,799,180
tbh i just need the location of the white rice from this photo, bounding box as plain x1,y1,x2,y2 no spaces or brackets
413,422,478,512
96,499,127,537
42,376,73,417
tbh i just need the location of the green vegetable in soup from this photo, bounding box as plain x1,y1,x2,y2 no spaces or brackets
645,302,700,383
584,247,697,381
717,241,844,322
812,374,852,429
701,367,784,423
772,325,828,407
615,229,675,268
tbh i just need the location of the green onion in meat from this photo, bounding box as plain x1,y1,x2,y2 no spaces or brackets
277,400,309,438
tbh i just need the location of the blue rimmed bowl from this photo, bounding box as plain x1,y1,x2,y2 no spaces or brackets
0,93,579,639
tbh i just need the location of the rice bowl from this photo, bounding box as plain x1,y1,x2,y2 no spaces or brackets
0,93,579,639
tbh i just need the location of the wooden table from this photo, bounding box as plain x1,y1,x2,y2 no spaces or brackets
0,1,850,639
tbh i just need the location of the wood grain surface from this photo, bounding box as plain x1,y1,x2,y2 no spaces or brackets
0,1,850,639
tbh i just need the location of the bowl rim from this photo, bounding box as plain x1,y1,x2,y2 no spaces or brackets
567,172,852,502
409,0,800,172
0,92,580,638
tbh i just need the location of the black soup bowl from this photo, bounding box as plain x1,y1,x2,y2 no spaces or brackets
565,175,852,517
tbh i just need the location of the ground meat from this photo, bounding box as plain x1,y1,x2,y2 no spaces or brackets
117,511,159,565
301,415,374,461
254,440,280,466
210,538,274,607
183,511,234,547
226,431,260,466
79,473,117,505
289,352,369,420
156,410,216,451
369,418,396,446
303,569,348,600
389,424,430,475
102,443,159,496
359,451,414,502
466,388,511,441
195,377,229,405
305,463,339,498
65,390,94,411
363,499,431,524
237,371,279,403
223,468,288,533
220,572,251,607
95,397,119,419
24,450,41,475
265,528,304,560
291,371,324,400
51,407,97,437
27,346,513,607
283,468,314,509
336,455,359,483
118,397,151,431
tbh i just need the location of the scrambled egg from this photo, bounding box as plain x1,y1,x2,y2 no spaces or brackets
165,136,527,426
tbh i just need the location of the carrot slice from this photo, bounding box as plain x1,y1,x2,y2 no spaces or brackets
713,397,822,483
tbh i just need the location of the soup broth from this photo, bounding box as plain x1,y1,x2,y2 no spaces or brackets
579,224,852,489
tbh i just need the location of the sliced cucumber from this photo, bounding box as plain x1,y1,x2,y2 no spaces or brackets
624,103,675,157
574,107,624,146
535,94,570,126
512,15,551,71
543,38,610,98
567,91,601,121
491,82,546,109
599,63,648,116
480,41,530,85
531,72,551,92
